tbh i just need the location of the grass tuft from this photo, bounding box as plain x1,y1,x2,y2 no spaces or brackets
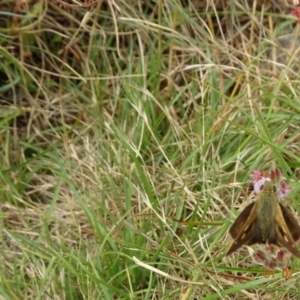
1,0,300,299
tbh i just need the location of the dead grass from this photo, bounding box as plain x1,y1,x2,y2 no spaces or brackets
1,0,300,299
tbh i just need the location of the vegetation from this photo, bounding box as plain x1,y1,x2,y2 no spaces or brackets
1,0,300,299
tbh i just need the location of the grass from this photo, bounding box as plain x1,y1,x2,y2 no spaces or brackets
1,0,300,299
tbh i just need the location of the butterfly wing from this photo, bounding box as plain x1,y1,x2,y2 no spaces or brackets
226,202,261,256
279,203,300,242
229,202,255,239
275,203,300,259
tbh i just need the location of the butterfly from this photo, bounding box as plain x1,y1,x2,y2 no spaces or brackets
226,181,300,258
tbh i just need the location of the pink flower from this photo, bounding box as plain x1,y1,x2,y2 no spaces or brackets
277,250,285,261
251,167,292,201
252,246,291,268
279,181,293,200
250,170,264,182
291,8,300,24
265,245,275,254
254,249,266,261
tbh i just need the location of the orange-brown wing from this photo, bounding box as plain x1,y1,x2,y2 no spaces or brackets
279,203,300,242
229,202,255,239
227,202,260,256
275,204,300,259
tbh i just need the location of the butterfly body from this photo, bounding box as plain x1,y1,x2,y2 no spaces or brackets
226,181,300,258
255,184,277,243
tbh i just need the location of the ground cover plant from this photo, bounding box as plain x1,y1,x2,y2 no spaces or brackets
1,0,300,299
